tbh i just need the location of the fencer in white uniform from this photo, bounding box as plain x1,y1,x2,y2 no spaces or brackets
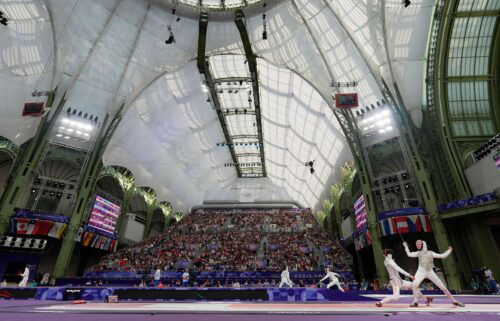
319,268,344,292
403,240,464,307
279,267,293,288
18,266,30,288
376,249,431,307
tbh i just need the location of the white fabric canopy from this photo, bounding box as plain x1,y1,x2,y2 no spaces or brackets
0,0,438,213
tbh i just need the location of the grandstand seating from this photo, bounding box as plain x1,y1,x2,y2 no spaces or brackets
89,208,352,281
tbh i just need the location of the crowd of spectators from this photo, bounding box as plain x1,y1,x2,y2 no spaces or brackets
89,208,352,275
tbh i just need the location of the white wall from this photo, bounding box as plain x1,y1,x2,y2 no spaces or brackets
120,213,145,243
465,151,500,195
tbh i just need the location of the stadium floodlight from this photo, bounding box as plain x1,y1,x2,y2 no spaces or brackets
358,107,393,135
57,116,96,142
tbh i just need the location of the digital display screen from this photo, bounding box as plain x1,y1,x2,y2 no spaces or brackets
335,93,359,108
354,195,367,230
88,195,120,234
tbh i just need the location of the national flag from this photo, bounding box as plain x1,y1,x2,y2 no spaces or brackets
355,235,366,251
354,237,360,251
32,220,54,236
382,218,395,236
74,227,84,242
16,219,29,234
407,215,422,233
26,220,36,235
365,230,372,246
378,221,385,236
10,219,17,234
90,234,99,248
103,238,111,251
419,215,432,232
393,216,409,234
96,236,104,250
100,237,107,250
48,222,66,239
82,232,94,246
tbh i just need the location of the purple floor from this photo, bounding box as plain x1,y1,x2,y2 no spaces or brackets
0,297,499,321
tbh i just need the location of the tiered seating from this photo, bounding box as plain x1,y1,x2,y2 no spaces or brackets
89,208,351,275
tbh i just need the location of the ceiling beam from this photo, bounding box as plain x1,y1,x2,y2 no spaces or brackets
213,77,252,83
236,153,261,158
234,9,267,177
197,12,241,176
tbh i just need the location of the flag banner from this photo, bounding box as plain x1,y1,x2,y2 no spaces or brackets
353,230,372,251
419,215,432,232
82,232,94,246
12,218,66,239
393,216,409,234
48,222,67,239
9,219,16,234
79,231,116,252
32,220,54,236
16,219,29,234
378,215,432,237
74,227,84,242
10,209,69,239
407,215,421,233
437,192,496,212
365,230,372,246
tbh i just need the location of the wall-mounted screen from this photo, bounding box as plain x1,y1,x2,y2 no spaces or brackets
354,195,367,230
88,195,120,234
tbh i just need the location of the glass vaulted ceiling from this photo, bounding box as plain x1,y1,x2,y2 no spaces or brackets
209,55,264,177
175,0,263,11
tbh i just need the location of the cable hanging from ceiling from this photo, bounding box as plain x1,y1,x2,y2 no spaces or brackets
28,1,80,102
165,8,181,44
